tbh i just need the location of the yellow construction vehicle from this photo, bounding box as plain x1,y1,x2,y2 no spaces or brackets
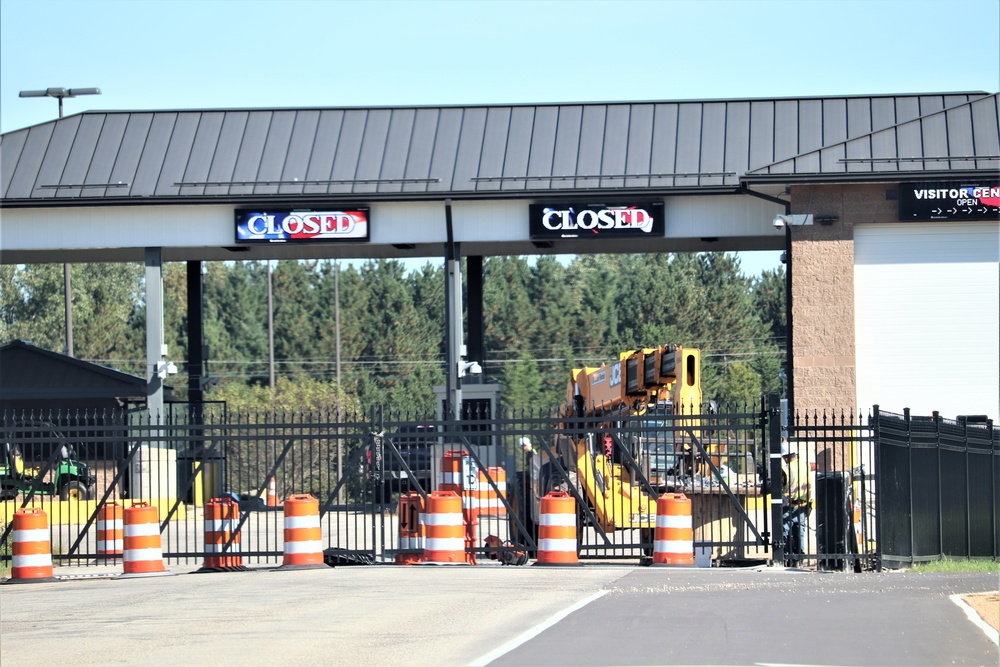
524,345,705,536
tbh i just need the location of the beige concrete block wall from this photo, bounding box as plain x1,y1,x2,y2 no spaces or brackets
789,184,898,412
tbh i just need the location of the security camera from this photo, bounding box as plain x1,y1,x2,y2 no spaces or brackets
460,361,483,377
155,360,179,380
773,214,814,228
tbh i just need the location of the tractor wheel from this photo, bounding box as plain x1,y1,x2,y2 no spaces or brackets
59,481,89,501
87,484,98,500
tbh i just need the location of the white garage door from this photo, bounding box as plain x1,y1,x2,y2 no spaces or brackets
854,222,999,420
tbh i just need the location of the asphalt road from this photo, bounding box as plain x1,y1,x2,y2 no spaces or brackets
1,564,996,667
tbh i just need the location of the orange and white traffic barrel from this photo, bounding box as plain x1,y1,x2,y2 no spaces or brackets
534,491,580,566
201,496,245,571
122,502,169,576
475,467,507,516
422,491,467,564
438,450,470,495
7,508,55,583
96,502,124,560
652,493,694,566
437,451,479,564
396,492,425,565
281,494,325,568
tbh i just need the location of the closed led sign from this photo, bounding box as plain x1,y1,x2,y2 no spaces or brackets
529,202,664,239
235,208,370,243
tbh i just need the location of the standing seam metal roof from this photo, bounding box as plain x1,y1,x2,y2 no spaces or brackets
1,92,997,205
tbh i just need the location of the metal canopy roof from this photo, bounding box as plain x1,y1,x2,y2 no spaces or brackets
2,92,997,207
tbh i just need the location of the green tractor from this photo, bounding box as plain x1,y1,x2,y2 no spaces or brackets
0,436,97,502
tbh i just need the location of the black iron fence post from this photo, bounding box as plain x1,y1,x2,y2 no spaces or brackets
905,408,914,565
962,414,971,559
935,411,943,558
768,391,784,565
992,419,997,560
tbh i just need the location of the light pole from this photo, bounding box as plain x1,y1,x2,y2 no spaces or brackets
18,87,101,357
18,87,101,119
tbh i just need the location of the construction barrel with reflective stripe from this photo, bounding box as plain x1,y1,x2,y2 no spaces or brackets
652,493,694,566
123,502,169,576
534,491,580,566
437,450,480,564
201,496,245,571
475,467,507,516
396,492,425,565
437,449,470,495
282,494,325,568
8,508,55,583
422,491,467,564
96,501,124,560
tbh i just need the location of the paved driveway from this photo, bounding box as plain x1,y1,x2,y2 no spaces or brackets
1,564,996,666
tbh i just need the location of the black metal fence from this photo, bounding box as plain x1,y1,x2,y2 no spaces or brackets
874,407,999,567
786,408,878,572
1,401,994,571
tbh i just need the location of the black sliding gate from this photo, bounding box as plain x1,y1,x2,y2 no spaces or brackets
5,400,990,571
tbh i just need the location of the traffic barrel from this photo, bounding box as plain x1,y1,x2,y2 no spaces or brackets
475,467,507,516
200,496,246,571
438,449,469,496
122,502,170,577
6,508,56,583
281,494,325,569
96,502,124,560
652,493,694,566
437,450,479,564
396,492,425,565
422,491,467,564
534,491,580,566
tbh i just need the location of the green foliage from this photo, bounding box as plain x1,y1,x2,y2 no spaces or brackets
209,375,356,416
0,264,69,351
716,361,762,408
4,252,789,416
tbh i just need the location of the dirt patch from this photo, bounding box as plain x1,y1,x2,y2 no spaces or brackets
963,592,1000,632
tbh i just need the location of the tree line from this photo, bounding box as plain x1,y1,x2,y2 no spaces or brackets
0,254,785,415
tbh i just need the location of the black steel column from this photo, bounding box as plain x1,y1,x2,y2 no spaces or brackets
784,224,795,420
467,255,484,374
768,391,785,565
187,261,204,414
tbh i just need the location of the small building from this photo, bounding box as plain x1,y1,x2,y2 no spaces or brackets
0,339,147,415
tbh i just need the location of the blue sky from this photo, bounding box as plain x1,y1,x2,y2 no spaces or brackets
2,0,998,275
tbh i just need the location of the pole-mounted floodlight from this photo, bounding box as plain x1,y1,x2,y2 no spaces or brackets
18,86,101,357
19,87,101,118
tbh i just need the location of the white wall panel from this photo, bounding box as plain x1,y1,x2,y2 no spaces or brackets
855,222,1000,420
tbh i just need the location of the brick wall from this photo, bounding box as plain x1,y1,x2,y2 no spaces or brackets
789,184,898,411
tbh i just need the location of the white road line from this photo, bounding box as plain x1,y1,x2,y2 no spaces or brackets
468,589,610,666
949,593,1000,646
